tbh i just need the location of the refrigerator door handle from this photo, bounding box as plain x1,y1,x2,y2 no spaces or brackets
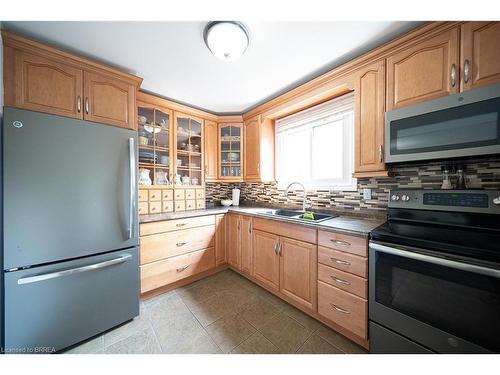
128,137,136,239
17,254,132,285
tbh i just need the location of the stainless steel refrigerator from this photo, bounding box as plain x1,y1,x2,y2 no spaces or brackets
2,107,139,353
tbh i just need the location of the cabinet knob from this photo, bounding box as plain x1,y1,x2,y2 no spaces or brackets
450,63,457,87
85,97,89,114
77,96,81,113
464,59,470,84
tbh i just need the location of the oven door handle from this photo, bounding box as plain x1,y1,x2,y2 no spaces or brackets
370,242,500,279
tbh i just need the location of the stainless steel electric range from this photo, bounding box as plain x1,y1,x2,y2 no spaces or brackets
369,189,500,353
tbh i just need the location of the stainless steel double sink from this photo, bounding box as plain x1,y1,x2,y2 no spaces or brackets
260,209,335,223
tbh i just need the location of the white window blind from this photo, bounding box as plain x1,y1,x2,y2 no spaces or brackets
275,93,356,190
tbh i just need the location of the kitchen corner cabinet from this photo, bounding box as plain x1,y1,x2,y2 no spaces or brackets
218,123,244,181
3,31,141,129
460,21,500,91
386,27,459,111
226,214,253,274
243,115,275,182
215,214,227,266
204,120,218,181
353,60,387,176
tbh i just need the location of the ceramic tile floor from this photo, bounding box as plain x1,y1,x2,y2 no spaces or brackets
65,269,367,354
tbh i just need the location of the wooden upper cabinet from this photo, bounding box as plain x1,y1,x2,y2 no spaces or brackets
2,31,142,129
243,115,261,180
227,214,241,269
204,120,218,181
252,229,280,291
243,115,275,182
10,50,83,119
279,237,317,311
460,21,500,91
84,71,136,129
354,60,386,175
240,216,253,275
386,27,460,111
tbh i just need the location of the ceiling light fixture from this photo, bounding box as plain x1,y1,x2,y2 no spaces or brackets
204,21,249,62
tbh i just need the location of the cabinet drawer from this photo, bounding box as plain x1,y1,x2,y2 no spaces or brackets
174,190,185,200
196,200,206,209
318,246,367,278
140,247,215,293
318,281,367,339
138,202,148,215
149,190,161,202
185,189,196,200
140,215,215,236
318,230,367,257
318,263,367,299
138,190,148,202
196,189,205,199
162,201,173,213
253,217,317,243
148,201,162,214
186,200,196,211
174,200,186,211
162,190,173,201
140,225,215,264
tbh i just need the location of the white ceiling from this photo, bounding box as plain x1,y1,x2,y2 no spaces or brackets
3,21,422,114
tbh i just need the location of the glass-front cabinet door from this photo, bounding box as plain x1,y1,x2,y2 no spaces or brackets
219,123,243,181
174,113,203,186
137,104,172,186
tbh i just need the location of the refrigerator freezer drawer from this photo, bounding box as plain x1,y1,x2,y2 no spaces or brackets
4,247,139,353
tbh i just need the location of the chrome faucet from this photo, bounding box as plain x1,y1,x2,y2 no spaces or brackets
285,182,309,212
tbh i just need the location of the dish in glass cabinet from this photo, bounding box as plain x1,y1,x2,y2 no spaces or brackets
144,124,162,134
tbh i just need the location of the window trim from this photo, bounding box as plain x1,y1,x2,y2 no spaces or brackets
275,93,357,191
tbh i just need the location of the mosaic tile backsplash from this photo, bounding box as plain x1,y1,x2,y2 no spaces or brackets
206,157,500,215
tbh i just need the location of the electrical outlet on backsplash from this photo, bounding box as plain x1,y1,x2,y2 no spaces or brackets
205,157,500,214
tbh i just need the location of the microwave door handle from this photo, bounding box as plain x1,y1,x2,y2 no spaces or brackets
17,254,132,285
370,242,500,279
128,137,136,239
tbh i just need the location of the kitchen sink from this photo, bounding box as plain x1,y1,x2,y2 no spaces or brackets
261,209,335,223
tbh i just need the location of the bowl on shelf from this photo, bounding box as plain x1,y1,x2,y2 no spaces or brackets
227,152,239,161
220,199,233,207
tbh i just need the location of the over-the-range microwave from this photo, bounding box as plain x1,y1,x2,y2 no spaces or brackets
385,83,500,163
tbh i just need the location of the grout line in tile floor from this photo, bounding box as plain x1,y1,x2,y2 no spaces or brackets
67,269,365,354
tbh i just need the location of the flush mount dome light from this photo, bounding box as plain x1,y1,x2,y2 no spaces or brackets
204,21,249,62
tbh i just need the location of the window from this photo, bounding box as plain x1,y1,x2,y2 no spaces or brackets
275,93,356,190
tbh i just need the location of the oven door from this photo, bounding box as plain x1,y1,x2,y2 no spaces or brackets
369,241,500,353
385,84,500,163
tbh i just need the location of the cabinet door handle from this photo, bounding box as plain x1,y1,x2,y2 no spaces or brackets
176,242,188,247
257,162,260,173
77,96,81,113
274,242,278,255
330,303,350,314
450,63,457,87
331,276,351,285
279,242,283,256
330,257,350,266
85,97,89,114
379,144,384,163
464,59,470,84
249,222,252,233
176,265,190,272
330,239,351,247
176,223,187,227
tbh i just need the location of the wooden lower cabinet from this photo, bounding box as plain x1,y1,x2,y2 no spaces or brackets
215,214,226,266
252,229,280,291
279,237,317,310
240,216,253,275
227,214,241,268
140,247,215,293
318,281,367,339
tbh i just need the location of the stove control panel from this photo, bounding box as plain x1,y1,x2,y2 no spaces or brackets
388,189,500,214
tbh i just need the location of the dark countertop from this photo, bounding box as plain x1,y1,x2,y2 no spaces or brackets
140,206,385,236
